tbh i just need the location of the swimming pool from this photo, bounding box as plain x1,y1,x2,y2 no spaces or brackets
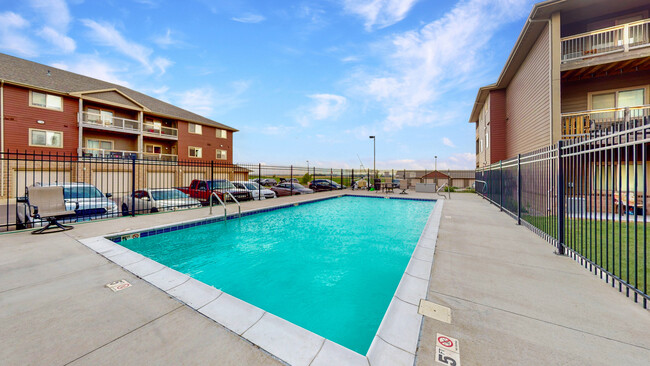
117,195,434,354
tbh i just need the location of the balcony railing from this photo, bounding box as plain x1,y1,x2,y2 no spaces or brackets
142,123,178,139
143,152,178,161
561,105,650,138
79,112,141,132
81,148,139,159
561,19,650,62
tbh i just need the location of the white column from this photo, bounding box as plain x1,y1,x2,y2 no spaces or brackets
78,98,83,156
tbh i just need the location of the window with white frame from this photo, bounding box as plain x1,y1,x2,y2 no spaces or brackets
216,149,227,160
31,91,62,111
216,129,227,139
145,117,162,131
86,139,113,151
30,129,63,148
188,123,202,134
591,87,647,119
189,146,202,158
145,144,163,154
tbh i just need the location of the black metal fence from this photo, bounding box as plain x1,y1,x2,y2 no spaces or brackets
0,151,403,233
476,117,650,308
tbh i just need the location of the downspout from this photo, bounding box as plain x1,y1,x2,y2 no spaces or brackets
529,18,553,145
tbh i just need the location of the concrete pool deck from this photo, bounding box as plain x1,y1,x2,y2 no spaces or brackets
1,190,649,365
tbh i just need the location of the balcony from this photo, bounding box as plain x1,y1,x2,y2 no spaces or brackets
81,148,138,159
561,105,650,139
142,152,178,162
561,19,650,63
79,112,141,134
142,123,178,140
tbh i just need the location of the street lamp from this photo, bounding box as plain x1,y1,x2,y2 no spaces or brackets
435,156,437,171
306,160,309,172
369,136,376,182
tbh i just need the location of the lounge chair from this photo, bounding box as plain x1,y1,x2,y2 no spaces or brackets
613,192,644,215
27,186,77,234
399,179,408,194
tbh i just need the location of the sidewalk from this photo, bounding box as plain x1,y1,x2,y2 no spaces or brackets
416,193,650,366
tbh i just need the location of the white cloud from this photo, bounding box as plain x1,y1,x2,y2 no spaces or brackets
81,19,170,74
348,0,529,130
342,0,419,31
38,26,76,53
297,94,347,127
154,28,183,48
232,13,266,23
51,55,132,86
176,81,250,117
442,137,455,148
341,55,360,62
29,0,76,53
0,12,38,57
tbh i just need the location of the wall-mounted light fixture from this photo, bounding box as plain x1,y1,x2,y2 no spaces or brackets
37,120,45,124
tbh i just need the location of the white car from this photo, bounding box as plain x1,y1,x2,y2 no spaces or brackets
233,181,276,200
17,182,119,227
119,188,202,215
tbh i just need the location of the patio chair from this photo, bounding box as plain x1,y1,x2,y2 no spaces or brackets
27,186,77,234
613,192,644,215
399,179,408,194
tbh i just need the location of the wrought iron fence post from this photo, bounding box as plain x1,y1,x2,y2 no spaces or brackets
131,155,136,217
258,163,261,200
557,140,565,255
499,160,503,211
290,165,293,195
517,154,521,225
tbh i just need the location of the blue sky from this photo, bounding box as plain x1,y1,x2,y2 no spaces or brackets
0,0,535,170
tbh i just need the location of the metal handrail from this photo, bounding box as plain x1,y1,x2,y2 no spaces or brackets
225,191,241,219
209,191,227,221
436,183,451,199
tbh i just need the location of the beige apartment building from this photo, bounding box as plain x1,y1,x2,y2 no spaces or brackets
470,0,650,168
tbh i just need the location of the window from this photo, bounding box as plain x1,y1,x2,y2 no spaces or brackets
85,108,113,124
188,123,202,134
31,91,62,111
216,149,227,160
145,144,162,154
189,146,202,158
216,129,227,139
86,139,113,151
591,87,646,120
30,129,63,148
145,118,162,131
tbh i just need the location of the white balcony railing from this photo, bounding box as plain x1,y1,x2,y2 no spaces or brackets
143,152,178,161
561,19,650,62
142,123,178,139
79,112,141,132
81,148,139,159
561,105,650,138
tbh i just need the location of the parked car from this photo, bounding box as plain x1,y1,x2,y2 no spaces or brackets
279,178,299,184
271,182,314,196
210,179,254,202
232,181,276,200
16,182,118,227
392,179,401,188
309,179,344,192
251,178,278,186
119,188,202,215
177,179,233,204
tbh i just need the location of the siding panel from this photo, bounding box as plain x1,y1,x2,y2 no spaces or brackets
506,24,551,158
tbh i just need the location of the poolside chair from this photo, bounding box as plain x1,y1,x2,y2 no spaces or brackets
399,179,408,194
613,192,644,215
27,186,77,234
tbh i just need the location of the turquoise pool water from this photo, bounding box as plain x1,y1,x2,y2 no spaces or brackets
120,196,435,354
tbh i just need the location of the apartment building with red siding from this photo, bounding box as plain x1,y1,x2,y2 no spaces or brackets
0,53,237,163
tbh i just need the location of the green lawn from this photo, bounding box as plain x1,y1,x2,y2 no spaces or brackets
523,214,649,293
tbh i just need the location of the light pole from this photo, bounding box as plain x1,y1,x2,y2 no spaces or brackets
306,160,309,172
369,136,376,182
435,156,438,171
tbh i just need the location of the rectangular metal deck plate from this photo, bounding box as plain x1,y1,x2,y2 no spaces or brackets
106,279,132,292
418,299,451,323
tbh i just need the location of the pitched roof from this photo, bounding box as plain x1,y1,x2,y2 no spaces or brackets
422,171,451,179
0,53,237,131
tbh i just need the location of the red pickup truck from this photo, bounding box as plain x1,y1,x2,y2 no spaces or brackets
178,179,252,205
177,180,225,205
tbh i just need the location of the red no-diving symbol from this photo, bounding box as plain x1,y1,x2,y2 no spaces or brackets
438,336,454,348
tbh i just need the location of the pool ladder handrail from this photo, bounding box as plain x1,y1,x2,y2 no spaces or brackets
225,191,242,219
436,183,451,199
209,191,227,221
